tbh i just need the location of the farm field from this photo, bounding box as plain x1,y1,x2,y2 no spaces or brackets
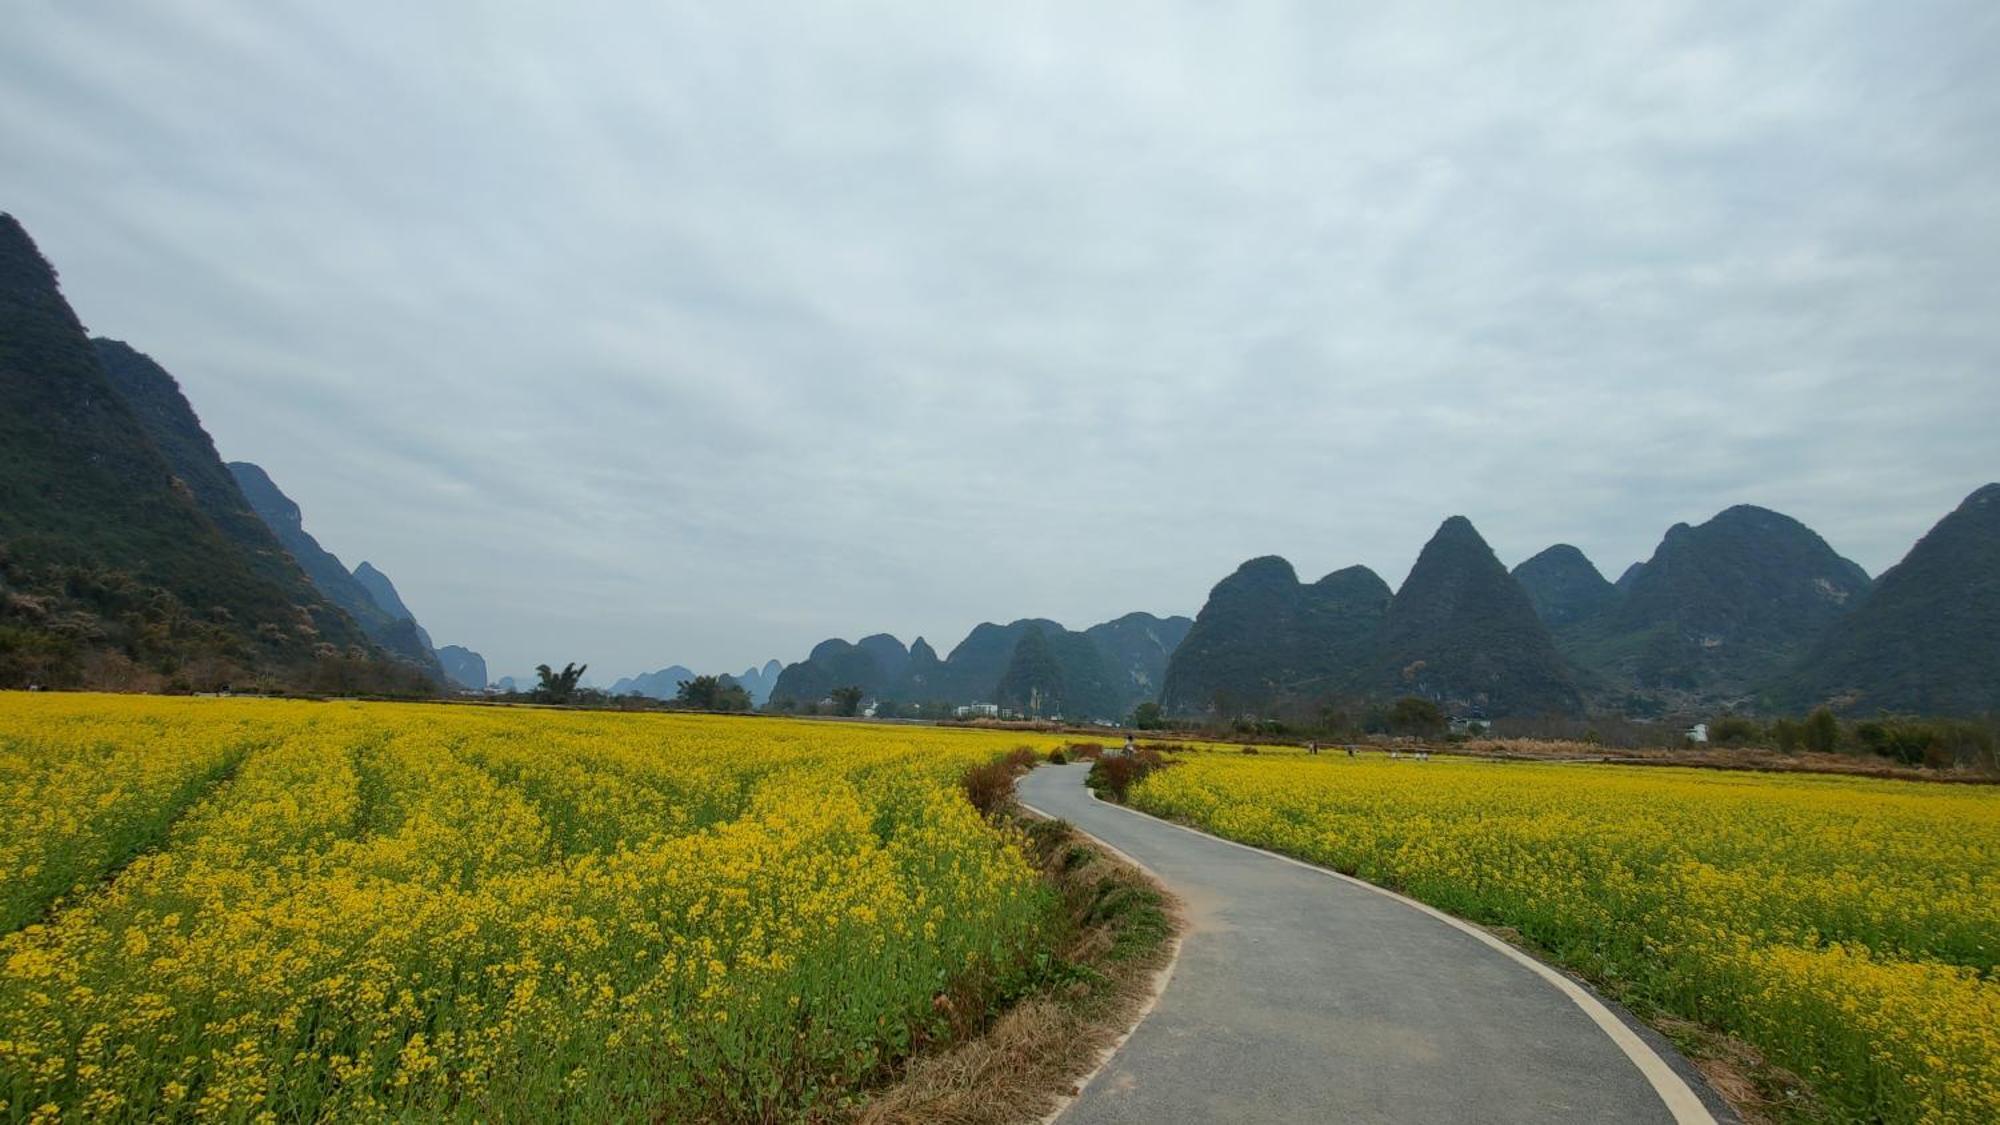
1126,752,2000,1123
0,694,1065,1122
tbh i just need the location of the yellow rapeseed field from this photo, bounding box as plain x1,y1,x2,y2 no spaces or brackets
0,694,1064,1122
1128,751,2000,1124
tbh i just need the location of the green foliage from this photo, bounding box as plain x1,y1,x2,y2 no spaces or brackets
1085,748,1171,803
829,685,864,717
1709,715,1763,746
535,662,587,704
1852,717,1997,770
1130,701,1163,729
1387,696,1446,737
1803,707,1840,755
1770,717,1805,754
674,674,751,713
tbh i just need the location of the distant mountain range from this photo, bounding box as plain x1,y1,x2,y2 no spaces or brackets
769,614,1192,721
229,461,487,689
610,659,783,704
1163,492,2000,720
1163,519,1580,718
1531,506,1873,711
435,645,487,692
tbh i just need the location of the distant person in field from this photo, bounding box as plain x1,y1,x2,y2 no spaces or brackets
1346,745,1356,757
1123,733,1136,756
1307,740,1319,755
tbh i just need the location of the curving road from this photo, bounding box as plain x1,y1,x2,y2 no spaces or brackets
1018,763,1731,1125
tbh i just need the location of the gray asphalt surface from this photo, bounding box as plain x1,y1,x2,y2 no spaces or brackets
1019,763,1725,1125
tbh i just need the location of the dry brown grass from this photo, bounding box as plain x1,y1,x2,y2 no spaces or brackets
962,748,1057,818
848,817,1178,1125
1647,1014,1821,1125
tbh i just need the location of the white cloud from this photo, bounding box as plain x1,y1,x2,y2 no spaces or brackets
4,0,1995,680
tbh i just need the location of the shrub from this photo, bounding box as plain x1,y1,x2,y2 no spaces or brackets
1710,715,1763,747
1066,742,1104,761
1804,708,1841,755
1047,748,1069,765
961,760,1018,818
1771,718,1805,754
1086,749,1171,803
1240,746,1259,755
1853,718,1998,769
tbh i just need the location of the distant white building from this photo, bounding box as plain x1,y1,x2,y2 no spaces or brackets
1685,723,1710,743
954,702,1001,718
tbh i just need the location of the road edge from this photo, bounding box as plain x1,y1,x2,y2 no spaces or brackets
1055,771,1730,1125
1015,778,1187,1125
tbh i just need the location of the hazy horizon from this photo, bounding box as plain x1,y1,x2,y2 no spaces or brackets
6,3,1996,682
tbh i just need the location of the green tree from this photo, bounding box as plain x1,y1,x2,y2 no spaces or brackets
534,662,587,704
1388,696,1446,737
830,685,864,717
675,674,751,712
1709,715,1762,746
1770,717,1804,754
1131,701,1164,730
1803,706,1840,754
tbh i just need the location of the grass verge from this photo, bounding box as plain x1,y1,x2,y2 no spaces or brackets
845,789,1178,1124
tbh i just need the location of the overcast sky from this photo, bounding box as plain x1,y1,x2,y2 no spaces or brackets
5,2,1996,683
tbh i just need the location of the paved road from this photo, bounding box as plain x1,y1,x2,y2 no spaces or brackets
1018,763,1727,1125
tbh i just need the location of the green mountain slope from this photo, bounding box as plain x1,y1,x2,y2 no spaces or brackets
769,637,898,703
352,561,436,653
771,610,1188,715
227,461,444,678
934,619,1064,702
1562,506,1870,706
436,644,487,691
1084,612,1193,713
90,338,367,649
995,623,1126,720
1377,517,1582,717
1512,544,1617,629
0,213,381,688
1160,557,1391,715
1780,484,2000,715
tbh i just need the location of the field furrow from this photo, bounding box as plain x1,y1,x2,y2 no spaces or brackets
0,695,1060,1123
